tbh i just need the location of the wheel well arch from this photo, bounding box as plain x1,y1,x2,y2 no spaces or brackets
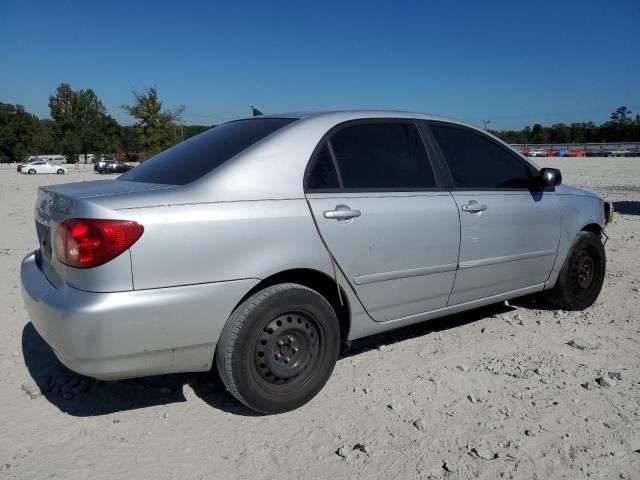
235,268,351,342
581,223,603,235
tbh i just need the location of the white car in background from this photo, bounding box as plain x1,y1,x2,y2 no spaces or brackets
606,149,632,157
527,148,547,157
21,161,67,175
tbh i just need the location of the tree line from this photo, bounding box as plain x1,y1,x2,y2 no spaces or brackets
491,107,640,145
0,83,210,163
1,83,638,163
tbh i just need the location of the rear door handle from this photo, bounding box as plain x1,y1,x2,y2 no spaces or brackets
461,201,487,213
323,205,361,220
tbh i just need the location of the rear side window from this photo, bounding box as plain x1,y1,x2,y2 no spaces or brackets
329,123,436,189
306,144,340,190
430,125,536,189
118,118,296,185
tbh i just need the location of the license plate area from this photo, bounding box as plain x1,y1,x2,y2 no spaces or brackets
42,226,52,262
36,221,52,263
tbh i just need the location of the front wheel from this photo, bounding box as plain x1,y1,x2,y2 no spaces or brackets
57,169,65,175
28,169,36,175
216,283,340,414
546,231,605,310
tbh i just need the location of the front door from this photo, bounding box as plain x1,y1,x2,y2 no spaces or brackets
305,121,461,322
426,122,561,305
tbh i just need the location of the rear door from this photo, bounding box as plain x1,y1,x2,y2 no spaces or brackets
425,122,561,305
305,120,461,322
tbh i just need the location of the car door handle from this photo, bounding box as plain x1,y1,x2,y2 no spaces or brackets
461,201,487,213
323,205,361,220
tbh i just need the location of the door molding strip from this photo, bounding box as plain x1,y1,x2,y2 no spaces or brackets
352,249,556,285
459,249,556,270
353,263,458,285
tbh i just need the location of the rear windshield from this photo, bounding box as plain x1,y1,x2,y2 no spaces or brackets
118,118,296,185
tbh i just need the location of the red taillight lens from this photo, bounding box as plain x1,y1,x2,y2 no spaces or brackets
55,219,143,268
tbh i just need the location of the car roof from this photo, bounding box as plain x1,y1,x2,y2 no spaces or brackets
168,109,523,202
92,109,537,209
232,110,477,129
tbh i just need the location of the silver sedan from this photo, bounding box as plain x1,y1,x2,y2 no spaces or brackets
21,111,612,413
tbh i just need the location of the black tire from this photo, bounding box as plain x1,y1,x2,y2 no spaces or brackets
546,231,605,310
28,169,36,175
216,283,340,414
57,169,65,175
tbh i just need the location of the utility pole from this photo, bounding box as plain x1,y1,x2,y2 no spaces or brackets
482,119,491,130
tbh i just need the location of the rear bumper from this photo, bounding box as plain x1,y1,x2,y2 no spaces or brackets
21,251,258,380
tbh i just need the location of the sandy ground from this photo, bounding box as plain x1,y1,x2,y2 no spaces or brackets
1,158,639,480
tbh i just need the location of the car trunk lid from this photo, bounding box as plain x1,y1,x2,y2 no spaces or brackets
34,180,173,290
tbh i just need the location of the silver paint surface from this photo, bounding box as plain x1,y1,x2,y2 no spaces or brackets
20,110,606,380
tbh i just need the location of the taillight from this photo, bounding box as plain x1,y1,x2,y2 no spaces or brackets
55,219,143,268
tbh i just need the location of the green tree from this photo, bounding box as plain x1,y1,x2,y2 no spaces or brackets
605,106,635,141
182,124,212,141
529,123,550,144
119,125,142,153
30,119,58,154
49,83,115,163
48,83,80,160
549,123,570,143
121,87,185,159
0,103,40,162
610,106,633,124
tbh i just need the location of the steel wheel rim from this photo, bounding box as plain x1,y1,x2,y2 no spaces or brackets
252,311,322,388
571,248,597,294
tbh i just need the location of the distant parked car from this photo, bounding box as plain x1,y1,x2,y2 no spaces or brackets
95,160,134,174
107,162,135,174
21,161,66,175
555,150,569,157
544,150,557,157
607,149,632,157
21,111,613,414
26,155,67,164
17,160,41,172
93,159,113,173
94,160,116,173
568,150,586,157
527,148,547,157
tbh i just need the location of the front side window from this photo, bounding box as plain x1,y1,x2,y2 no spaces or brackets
118,118,296,185
429,124,536,189
329,123,436,190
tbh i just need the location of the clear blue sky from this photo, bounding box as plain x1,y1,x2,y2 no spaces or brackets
1,0,638,130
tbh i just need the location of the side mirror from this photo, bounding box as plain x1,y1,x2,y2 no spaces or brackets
538,168,562,187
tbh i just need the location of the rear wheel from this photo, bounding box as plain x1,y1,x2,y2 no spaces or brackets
216,283,340,414
57,169,65,175
546,231,605,310
28,169,36,175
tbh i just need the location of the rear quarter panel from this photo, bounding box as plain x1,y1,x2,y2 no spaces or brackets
125,199,337,290
124,198,375,344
